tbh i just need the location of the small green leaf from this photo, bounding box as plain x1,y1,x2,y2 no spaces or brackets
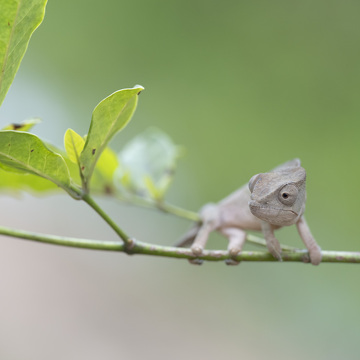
0,131,72,194
118,128,182,200
79,85,144,189
0,0,48,107
2,118,41,131
90,147,119,195
64,128,120,194
95,147,119,181
64,128,85,164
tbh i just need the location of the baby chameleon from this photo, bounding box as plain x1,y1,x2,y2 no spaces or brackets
177,159,322,265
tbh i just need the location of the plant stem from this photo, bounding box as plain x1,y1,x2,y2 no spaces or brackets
82,194,131,247
157,201,200,222
116,193,199,222
0,224,359,263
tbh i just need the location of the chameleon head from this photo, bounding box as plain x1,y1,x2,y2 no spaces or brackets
248,166,306,226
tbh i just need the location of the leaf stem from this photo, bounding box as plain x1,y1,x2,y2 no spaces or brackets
156,201,200,222
0,224,359,263
115,192,200,222
82,194,132,248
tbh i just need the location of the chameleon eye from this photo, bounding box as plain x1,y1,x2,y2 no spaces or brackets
278,184,298,205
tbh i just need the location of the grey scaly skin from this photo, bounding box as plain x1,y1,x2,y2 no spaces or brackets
177,159,322,265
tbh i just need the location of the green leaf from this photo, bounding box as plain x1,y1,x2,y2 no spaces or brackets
0,130,73,194
0,0,48,107
79,85,144,189
118,128,182,200
95,146,119,181
89,147,119,195
0,168,58,194
2,118,41,131
63,128,120,194
64,128,85,164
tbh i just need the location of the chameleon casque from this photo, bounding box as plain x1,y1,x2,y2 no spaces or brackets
177,159,322,265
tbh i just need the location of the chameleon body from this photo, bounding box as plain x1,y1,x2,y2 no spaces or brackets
177,159,322,265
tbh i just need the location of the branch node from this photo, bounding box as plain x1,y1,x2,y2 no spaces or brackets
124,237,136,255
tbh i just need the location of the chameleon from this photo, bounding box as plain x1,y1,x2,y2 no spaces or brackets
177,159,322,265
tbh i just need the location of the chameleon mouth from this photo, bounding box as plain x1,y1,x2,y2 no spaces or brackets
248,201,298,225
249,201,298,214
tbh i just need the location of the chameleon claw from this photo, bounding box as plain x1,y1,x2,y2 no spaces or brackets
188,258,204,265
225,258,240,265
269,249,283,262
266,241,283,261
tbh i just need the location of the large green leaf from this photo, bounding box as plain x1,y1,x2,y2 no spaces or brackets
79,85,143,189
0,0,48,107
0,130,72,194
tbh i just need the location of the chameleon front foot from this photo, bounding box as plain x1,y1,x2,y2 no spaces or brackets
224,247,242,265
223,228,246,265
308,247,322,265
260,221,283,261
296,216,322,266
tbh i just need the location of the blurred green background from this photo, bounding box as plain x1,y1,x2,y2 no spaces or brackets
0,0,359,359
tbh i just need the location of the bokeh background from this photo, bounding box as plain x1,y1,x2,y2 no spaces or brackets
0,0,359,359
